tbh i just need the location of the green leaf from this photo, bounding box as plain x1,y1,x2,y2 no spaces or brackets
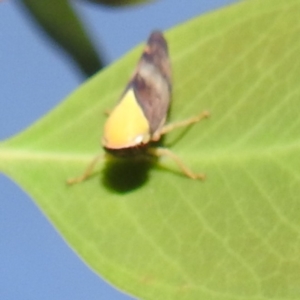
2,0,300,299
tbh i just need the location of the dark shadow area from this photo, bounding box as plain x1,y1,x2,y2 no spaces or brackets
101,156,156,194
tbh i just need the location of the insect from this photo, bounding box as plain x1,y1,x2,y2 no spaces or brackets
67,31,209,185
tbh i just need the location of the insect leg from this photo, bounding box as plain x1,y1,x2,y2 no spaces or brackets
148,147,205,180
158,111,210,137
66,154,104,185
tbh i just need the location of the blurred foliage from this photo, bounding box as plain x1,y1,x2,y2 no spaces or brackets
19,0,153,77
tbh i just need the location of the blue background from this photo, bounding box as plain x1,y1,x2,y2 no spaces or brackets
0,1,237,299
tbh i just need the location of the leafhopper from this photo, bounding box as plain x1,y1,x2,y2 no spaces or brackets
67,31,209,185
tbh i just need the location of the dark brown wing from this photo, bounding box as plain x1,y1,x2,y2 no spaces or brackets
131,31,172,134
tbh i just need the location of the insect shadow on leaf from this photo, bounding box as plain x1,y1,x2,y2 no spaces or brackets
101,155,156,193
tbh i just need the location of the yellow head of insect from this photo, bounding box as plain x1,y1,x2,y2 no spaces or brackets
102,88,150,149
